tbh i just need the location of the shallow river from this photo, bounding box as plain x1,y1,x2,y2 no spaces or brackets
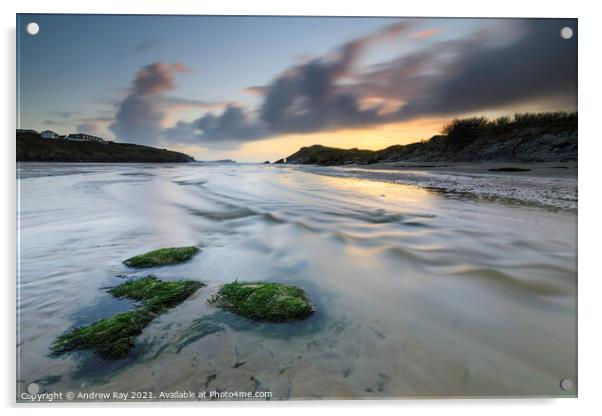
17,162,577,400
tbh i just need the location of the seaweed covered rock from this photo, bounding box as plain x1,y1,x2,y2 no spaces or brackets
109,276,203,313
51,309,156,360
209,281,315,322
51,277,203,359
123,246,199,268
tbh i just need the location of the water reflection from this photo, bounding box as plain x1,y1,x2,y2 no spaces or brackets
17,163,576,399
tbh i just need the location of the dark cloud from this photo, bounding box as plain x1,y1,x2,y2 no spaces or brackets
197,105,265,141
259,19,576,135
165,19,576,148
259,21,412,133
164,104,267,149
110,62,190,144
166,21,413,146
396,19,577,119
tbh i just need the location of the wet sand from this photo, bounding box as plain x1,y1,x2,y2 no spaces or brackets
352,161,577,179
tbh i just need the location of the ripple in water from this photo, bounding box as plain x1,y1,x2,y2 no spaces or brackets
17,163,576,399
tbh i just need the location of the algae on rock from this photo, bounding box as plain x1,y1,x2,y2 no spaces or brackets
109,276,203,313
209,281,315,322
51,276,203,360
51,309,156,360
123,246,199,268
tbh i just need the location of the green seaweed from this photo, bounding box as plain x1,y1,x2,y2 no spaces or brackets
123,246,199,268
50,309,156,360
51,277,203,360
109,276,203,313
209,281,315,322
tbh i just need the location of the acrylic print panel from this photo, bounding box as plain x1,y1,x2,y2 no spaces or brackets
16,14,577,402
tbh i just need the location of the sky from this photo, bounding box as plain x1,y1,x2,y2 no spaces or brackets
17,15,577,162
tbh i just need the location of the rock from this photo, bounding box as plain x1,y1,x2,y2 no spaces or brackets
51,276,204,359
109,276,203,312
51,309,157,360
123,246,200,268
209,281,315,322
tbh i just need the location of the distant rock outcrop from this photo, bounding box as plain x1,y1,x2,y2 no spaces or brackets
283,113,577,165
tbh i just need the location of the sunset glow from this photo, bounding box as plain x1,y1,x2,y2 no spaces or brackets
17,15,576,161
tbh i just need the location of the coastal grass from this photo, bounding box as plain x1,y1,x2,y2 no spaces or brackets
51,276,203,360
209,281,315,322
123,246,199,268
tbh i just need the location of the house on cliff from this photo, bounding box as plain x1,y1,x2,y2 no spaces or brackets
40,130,59,139
66,133,107,143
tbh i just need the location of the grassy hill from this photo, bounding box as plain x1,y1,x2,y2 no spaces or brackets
17,132,194,163
283,112,577,165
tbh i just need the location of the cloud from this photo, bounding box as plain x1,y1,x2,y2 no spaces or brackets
160,96,230,111
258,21,413,134
163,22,412,147
77,121,99,134
45,107,115,134
131,39,159,54
165,19,576,149
164,104,267,149
258,19,576,135
131,62,189,95
411,28,443,39
109,62,190,144
78,115,114,123
48,110,78,119
243,86,266,96
396,19,577,118
43,119,68,127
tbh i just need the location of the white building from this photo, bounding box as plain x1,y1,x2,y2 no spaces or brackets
40,130,59,139
65,133,107,143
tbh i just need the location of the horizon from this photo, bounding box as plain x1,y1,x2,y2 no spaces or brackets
17,109,578,162
17,15,577,162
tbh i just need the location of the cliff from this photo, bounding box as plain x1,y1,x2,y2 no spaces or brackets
17,133,194,163
283,112,577,166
